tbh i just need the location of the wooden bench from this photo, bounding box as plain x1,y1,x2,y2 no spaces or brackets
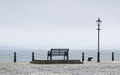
47,49,69,60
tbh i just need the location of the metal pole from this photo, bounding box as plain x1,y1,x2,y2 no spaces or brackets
97,24,100,62
14,52,16,63
96,18,101,62
32,52,34,61
112,52,114,61
82,52,84,62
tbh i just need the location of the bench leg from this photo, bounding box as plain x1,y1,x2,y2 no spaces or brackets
47,55,49,60
64,55,65,60
50,55,52,60
67,55,69,60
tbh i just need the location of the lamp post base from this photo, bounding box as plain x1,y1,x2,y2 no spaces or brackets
97,52,100,62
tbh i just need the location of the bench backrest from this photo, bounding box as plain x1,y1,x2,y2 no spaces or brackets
51,49,69,55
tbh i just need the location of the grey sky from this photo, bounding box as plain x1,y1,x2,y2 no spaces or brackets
0,0,120,50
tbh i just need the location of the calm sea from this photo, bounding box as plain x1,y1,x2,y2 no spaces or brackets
0,50,120,62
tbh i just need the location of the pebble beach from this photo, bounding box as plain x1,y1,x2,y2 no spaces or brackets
0,61,120,75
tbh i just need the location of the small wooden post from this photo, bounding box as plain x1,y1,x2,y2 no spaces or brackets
82,52,84,62
14,52,16,63
112,52,114,61
32,52,34,61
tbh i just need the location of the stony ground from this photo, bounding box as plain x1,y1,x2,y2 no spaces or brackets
0,61,120,75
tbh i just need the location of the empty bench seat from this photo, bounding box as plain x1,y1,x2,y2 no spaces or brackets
47,49,69,60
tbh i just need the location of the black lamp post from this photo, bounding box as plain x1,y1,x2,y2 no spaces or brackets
96,18,102,62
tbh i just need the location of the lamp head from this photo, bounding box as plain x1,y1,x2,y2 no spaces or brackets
96,18,102,25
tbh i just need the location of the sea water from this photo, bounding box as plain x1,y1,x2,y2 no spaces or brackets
0,49,120,62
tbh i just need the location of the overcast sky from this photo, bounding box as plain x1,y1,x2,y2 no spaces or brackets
0,0,120,50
